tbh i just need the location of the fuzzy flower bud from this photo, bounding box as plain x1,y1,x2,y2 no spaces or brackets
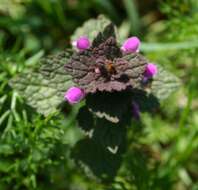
64,87,85,104
144,63,158,78
121,36,140,53
72,36,90,50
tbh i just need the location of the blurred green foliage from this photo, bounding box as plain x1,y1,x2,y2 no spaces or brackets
0,0,198,189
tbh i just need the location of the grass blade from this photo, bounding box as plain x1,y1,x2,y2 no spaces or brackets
123,0,140,35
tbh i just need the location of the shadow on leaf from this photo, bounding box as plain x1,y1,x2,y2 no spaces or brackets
71,138,122,181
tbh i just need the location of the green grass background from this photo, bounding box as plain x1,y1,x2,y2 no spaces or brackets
0,0,198,189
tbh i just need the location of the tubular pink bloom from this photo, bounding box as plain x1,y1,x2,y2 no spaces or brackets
72,36,90,50
121,36,140,53
64,87,85,104
144,63,158,78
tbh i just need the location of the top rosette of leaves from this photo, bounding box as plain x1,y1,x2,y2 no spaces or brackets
66,34,147,93
10,15,180,121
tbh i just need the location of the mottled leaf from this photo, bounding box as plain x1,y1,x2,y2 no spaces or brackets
39,50,73,78
149,65,181,100
10,51,75,116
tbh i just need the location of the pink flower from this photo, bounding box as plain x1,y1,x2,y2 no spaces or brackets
121,37,140,53
72,36,90,50
64,87,85,104
144,63,158,78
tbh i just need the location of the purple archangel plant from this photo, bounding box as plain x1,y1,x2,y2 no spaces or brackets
10,16,180,177
65,36,146,94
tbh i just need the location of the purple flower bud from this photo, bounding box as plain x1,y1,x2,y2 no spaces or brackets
64,87,85,104
144,63,158,78
121,37,140,53
72,36,90,50
132,101,140,120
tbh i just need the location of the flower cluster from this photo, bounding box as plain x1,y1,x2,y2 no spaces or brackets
10,17,179,124
64,35,157,118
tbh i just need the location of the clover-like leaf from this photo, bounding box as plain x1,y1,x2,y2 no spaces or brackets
10,51,75,116
71,15,117,46
149,65,181,100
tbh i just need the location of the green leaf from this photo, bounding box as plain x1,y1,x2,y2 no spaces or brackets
86,91,131,123
93,119,126,154
0,159,12,173
71,15,117,46
77,107,127,153
0,144,14,155
122,145,151,189
71,138,122,181
149,65,181,100
132,90,159,112
77,106,95,134
92,22,116,47
77,105,127,153
10,51,75,116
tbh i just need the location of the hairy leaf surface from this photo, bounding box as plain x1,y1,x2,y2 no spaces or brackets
10,51,74,116
71,15,117,46
148,65,181,100
66,37,147,93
